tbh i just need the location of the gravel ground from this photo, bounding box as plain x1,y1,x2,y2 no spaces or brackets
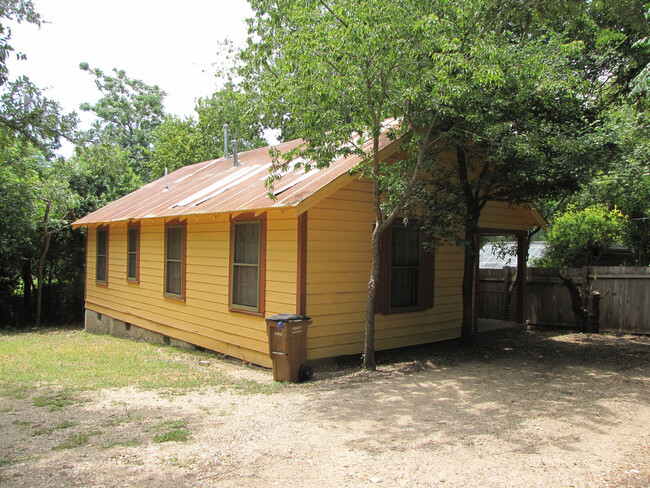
1,327,648,488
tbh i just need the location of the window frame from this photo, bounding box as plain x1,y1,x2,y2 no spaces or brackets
164,220,186,300
376,220,435,314
126,222,140,283
388,223,421,312
229,214,266,316
95,225,109,285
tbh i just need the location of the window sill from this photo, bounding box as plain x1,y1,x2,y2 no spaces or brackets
164,293,186,302
229,306,264,318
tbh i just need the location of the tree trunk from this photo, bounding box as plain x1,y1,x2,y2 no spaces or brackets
361,121,435,370
504,267,517,321
22,259,33,326
458,149,479,345
36,201,53,327
460,223,477,345
363,225,383,370
558,271,589,332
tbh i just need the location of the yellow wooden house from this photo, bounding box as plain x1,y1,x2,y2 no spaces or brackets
73,126,544,368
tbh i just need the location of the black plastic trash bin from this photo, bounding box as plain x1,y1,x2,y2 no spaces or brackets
265,314,312,382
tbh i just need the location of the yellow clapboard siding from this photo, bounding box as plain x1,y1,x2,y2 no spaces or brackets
302,177,471,361
86,303,272,368
87,296,269,348
86,214,297,366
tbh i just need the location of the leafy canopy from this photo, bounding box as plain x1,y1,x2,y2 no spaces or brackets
539,205,626,267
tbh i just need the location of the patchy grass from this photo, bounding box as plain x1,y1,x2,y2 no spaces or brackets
52,433,89,450
0,329,280,394
33,388,85,411
152,419,191,443
101,437,142,450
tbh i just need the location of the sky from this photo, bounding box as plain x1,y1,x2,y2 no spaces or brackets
6,0,254,129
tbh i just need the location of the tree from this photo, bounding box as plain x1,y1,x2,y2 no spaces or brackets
68,143,141,216
539,205,626,267
243,0,524,369
0,76,78,156
409,1,627,343
0,0,40,87
0,132,39,325
149,84,268,178
242,0,617,363
78,62,167,180
149,116,207,177
34,158,76,326
0,2,83,327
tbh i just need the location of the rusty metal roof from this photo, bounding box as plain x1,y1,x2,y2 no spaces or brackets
73,120,401,227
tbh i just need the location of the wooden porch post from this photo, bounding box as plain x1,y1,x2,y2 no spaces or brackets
516,233,528,324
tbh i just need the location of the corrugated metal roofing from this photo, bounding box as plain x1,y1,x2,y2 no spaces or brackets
73,120,401,227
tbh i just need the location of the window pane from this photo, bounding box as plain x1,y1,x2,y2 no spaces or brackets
390,225,419,308
234,223,259,264
96,256,106,282
233,265,258,308
96,229,107,282
127,228,138,280
166,261,182,295
167,227,182,261
127,254,137,279
390,268,418,308
97,229,107,256
128,228,138,253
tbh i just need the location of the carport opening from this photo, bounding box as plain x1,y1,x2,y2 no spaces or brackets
477,232,533,333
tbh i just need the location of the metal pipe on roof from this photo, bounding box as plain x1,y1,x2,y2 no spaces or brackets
223,124,229,160
232,140,239,167
163,167,169,192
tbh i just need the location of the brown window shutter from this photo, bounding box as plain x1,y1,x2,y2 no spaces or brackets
419,231,435,310
375,226,389,314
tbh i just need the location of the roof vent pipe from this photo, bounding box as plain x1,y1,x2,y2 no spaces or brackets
232,140,239,167
163,167,169,192
223,123,229,160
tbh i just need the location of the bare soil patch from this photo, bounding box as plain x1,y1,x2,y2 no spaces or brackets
1,327,649,487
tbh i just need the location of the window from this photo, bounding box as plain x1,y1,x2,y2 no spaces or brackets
230,218,266,313
165,223,185,298
376,221,434,313
390,225,420,309
127,225,139,282
96,227,108,284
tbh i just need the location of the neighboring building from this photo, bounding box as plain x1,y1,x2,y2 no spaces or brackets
73,126,544,368
480,242,547,269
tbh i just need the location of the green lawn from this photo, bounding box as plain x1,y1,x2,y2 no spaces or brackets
0,328,281,395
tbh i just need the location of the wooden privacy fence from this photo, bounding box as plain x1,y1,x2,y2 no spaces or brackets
478,266,650,335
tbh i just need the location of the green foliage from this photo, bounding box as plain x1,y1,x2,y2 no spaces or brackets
0,0,40,87
0,77,78,156
195,82,266,153
78,62,167,180
539,205,626,267
149,116,207,177
68,143,141,216
148,84,267,178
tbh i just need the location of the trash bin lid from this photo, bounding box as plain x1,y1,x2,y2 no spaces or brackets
266,313,311,322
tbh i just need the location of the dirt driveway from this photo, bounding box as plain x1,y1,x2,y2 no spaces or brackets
1,327,649,488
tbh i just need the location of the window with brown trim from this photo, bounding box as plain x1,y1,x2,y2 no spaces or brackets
165,222,185,298
96,227,108,284
230,217,266,314
126,224,139,282
376,221,434,314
